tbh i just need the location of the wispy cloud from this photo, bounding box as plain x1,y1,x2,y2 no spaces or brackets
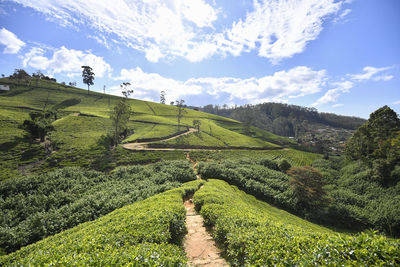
332,103,344,108
333,8,351,24
349,66,394,81
113,66,327,104
10,0,348,62
393,100,400,105
313,65,395,106
0,28,25,54
312,81,353,106
22,46,112,78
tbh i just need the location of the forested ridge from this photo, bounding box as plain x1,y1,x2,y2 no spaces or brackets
200,102,365,136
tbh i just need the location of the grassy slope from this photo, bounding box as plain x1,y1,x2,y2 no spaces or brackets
0,78,310,180
190,148,321,166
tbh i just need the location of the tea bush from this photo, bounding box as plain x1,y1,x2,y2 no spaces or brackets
193,180,400,266
0,180,204,266
0,160,196,253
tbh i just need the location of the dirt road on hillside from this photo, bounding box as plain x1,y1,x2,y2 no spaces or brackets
122,128,197,150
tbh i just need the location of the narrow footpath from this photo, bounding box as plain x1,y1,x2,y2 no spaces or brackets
184,198,228,267
184,152,228,266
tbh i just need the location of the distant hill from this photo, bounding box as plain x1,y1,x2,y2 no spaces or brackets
199,103,366,153
0,77,300,181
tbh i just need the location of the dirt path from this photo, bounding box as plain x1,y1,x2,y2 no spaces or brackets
184,199,229,266
122,128,197,150
186,152,201,180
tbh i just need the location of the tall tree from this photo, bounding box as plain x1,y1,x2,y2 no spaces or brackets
345,106,400,184
160,90,166,104
288,166,326,208
176,99,187,130
109,83,133,146
120,82,133,98
193,119,201,133
81,66,95,94
21,110,57,142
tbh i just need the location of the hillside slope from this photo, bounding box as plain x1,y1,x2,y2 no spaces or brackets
0,78,300,181
200,102,366,152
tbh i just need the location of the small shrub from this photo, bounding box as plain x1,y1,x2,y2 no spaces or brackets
278,159,291,172
258,158,279,170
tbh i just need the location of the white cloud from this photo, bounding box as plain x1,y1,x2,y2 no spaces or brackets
393,100,400,105
10,0,348,62
88,34,111,49
22,46,112,78
0,28,25,54
350,66,394,81
180,0,219,28
113,66,326,104
333,8,351,23
312,81,353,106
332,103,344,108
219,0,344,63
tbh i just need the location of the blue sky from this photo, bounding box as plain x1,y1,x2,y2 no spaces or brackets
0,0,399,118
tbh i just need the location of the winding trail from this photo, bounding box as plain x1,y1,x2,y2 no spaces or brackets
184,198,228,267
184,152,229,266
122,128,197,150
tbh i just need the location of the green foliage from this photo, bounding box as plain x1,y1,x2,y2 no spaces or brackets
197,160,295,210
110,98,131,145
0,160,196,253
287,166,326,209
346,106,400,185
21,110,57,141
81,66,94,93
0,180,204,266
192,119,201,132
193,180,400,266
190,149,321,167
258,158,279,170
310,157,400,236
175,99,187,130
123,123,180,143
278,159,291,172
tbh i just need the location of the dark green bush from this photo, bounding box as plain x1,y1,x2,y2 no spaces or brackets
0,160,196,253
258,158,279,170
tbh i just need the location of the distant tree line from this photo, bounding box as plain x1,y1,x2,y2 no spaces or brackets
201,102,366,137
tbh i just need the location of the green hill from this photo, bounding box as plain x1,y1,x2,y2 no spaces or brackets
0,78,399,265
0,78,303,181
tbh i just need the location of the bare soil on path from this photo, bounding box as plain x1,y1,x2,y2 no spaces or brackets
184,199,229,267
122,128,197,150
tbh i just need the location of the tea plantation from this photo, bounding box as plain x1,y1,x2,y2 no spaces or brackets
193,180,400,266
1,78,399,265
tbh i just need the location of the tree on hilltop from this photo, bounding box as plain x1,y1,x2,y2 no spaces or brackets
176,99,187,130
160,91,166,104
81,66,95,94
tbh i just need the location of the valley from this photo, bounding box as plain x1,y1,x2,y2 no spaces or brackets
0,77,399,265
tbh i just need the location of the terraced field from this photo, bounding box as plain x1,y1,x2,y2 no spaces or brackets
0,78,303,180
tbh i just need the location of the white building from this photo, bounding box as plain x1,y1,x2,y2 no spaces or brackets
0,84,10,91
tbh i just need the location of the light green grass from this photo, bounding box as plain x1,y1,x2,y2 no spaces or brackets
51,115,113,150
216,120,297,146
157,119,279,148
190,148,321,166
123,124,181,143
0,107,28,143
